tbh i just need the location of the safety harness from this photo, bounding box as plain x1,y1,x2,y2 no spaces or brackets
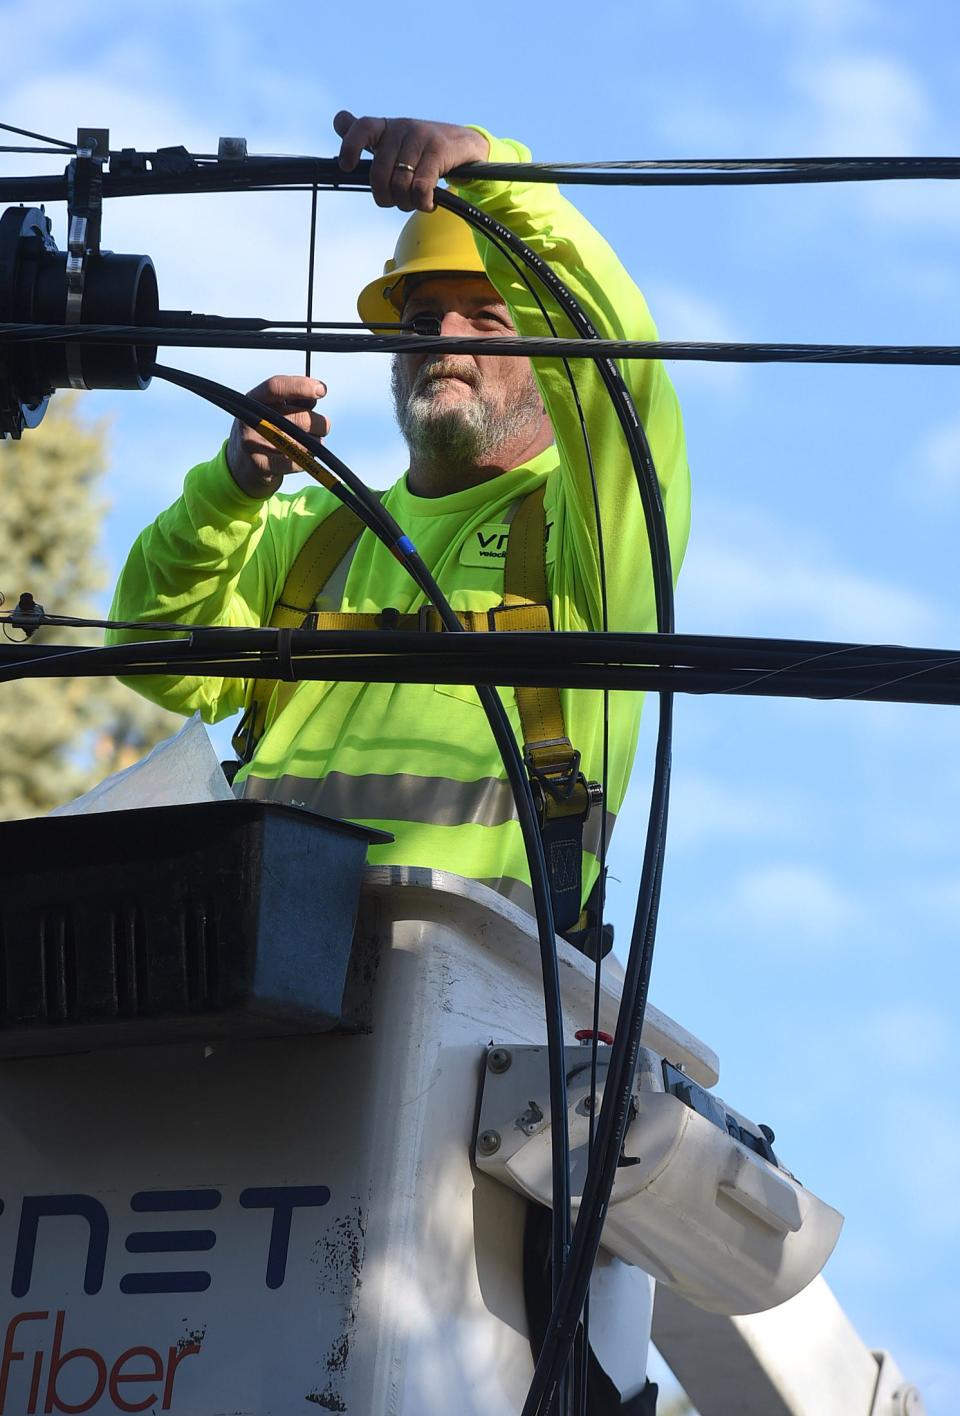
231,483,602,936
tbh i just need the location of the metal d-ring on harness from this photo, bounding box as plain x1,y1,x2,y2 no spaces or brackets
231,480,602,936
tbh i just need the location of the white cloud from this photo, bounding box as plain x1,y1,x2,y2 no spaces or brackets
790,53,930,154
887,257,960,307
884,1094,960,1240
903,875,960,932
679,502,937,643
913,417,960,501
857,1002,955,1070
738,0,882,36
859,176,960,236
647,283,746,394
666,771,790,849
732,861,861,942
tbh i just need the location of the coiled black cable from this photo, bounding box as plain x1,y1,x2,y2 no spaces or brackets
432,187,676,1416
433,196,613,1416
148,361,573,1393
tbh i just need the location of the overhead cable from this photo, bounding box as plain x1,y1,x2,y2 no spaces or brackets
2,323,957,367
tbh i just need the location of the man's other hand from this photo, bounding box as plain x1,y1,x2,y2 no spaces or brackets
334,112,490,212
226,375,330,499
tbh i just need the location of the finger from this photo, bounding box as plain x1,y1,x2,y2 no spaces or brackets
368,121,405,207
409,140,445,213
392,132,425,212
247,375,326,407
336,112,385,171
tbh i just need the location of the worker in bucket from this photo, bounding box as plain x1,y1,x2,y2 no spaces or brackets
108,112,691,953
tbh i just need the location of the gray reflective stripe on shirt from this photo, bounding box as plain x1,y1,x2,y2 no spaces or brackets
242,769,519,828
241,770,616,850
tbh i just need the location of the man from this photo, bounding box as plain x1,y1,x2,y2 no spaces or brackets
108,112,691,940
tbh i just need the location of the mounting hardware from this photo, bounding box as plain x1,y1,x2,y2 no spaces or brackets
218,137,248,161
0,199,160,438
487,1047,512,1073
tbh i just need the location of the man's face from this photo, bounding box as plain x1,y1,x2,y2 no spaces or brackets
391,273,545,467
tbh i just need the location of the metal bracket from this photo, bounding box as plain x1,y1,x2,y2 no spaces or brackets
64,126,109,388
218,136,248,162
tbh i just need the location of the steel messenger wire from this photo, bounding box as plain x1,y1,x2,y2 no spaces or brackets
3,322,960,365
0,119,75,151
8,629,960,704
2,150,960,204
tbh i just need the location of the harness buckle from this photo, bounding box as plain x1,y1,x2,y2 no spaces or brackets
524,737,603,822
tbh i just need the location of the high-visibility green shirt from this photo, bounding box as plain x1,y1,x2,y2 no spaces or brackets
107,131,691,916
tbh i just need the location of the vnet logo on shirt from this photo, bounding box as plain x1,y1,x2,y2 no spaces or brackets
460,523,511,567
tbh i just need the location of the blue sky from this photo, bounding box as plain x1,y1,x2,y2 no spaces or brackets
4,0,960,1407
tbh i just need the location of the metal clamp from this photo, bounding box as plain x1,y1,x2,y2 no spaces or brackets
64,127,109,389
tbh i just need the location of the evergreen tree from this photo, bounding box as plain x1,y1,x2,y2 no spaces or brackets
0,397,179,818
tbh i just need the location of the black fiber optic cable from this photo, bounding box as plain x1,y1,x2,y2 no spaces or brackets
432,187,675,1416
436,187,677,1413
449,202,613,1416
147,361,572,1370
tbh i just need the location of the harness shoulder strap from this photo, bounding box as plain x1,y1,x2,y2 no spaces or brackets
504,480,548,607
231,502,366,760
271,503,366,627
497,481,597,934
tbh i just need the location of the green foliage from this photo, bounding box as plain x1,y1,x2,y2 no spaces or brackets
0,398,179,818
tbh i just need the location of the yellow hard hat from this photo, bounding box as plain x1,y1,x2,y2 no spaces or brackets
357,205,485,328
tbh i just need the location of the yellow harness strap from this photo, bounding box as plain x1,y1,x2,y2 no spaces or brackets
501,487,598,937
233,504,362,759
272,504,363,626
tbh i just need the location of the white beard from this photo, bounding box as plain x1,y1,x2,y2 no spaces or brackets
391,356,544,466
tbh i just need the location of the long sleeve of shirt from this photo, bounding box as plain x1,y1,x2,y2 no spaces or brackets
455,130,690,635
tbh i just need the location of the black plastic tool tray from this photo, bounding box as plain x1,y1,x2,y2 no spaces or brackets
0,800,389,1057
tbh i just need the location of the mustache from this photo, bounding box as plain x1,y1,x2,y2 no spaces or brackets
412,358,480,396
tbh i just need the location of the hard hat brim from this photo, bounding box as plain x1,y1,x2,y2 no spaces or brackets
357,205,489,330
357,260,485,330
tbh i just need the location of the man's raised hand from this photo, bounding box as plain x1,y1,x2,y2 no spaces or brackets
226,375,330,499
334,112,490,212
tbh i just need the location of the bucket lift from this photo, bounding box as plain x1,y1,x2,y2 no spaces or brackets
0,803,925,1414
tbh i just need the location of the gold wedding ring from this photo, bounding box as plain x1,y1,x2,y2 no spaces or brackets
395,162,416,173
